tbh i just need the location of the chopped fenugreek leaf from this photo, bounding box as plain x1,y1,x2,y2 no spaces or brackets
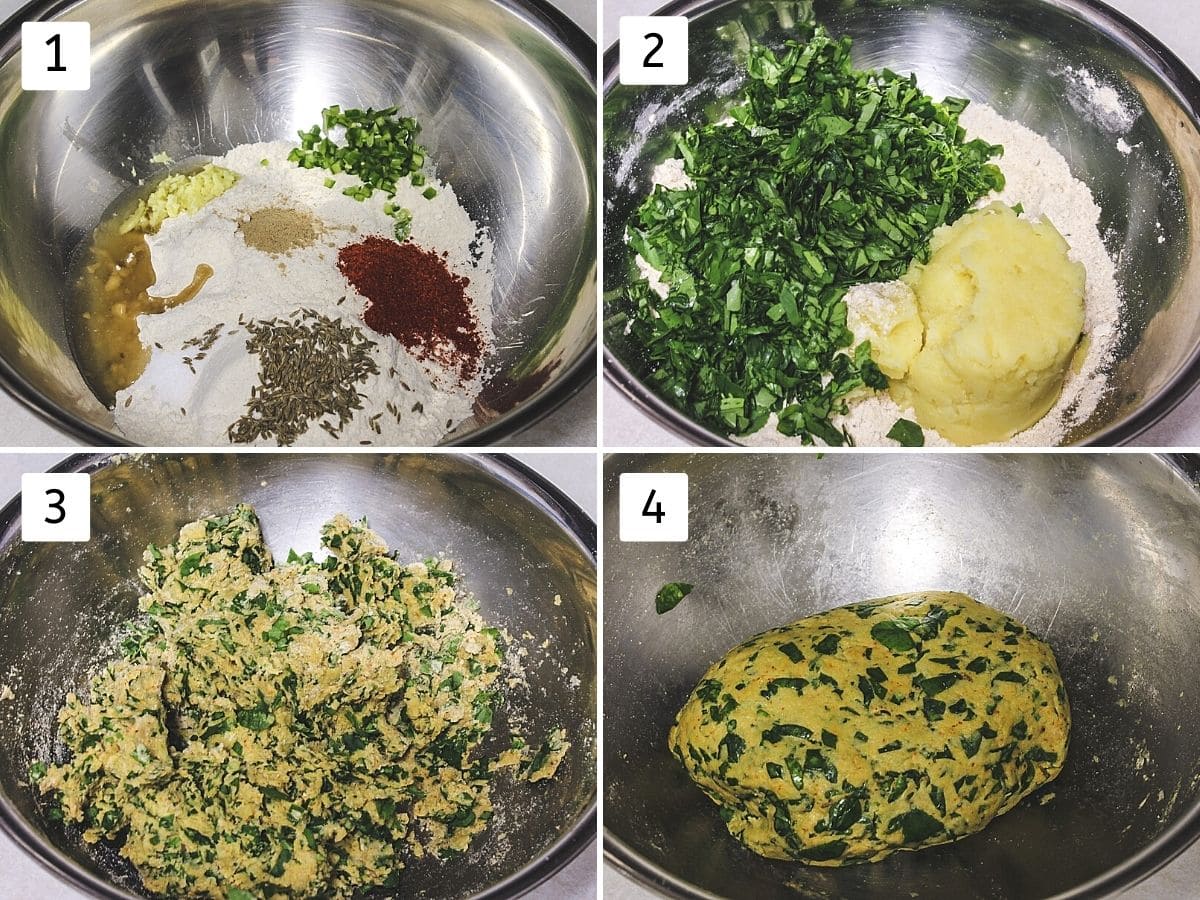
886,418,925,447
656,581,694,614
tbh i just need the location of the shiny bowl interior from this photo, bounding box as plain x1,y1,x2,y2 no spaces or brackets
603,0,1200,446
0,453,597,899
0,0,596,446
604,453,1200,898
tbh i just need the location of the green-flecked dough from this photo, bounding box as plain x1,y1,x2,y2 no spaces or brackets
668,592,1070,865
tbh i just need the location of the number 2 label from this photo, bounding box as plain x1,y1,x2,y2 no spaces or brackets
620,473,688,542
642,32,665,68
21,473,91,542
619,16,688,86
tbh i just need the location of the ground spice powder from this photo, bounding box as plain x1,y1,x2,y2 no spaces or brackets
337,236,483,382
238,206,320,255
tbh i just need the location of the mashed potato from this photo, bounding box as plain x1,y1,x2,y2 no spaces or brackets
855,202,1085,444
844,280,923,381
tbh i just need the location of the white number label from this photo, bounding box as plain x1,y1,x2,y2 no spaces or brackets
22,22,91,91
21,473,91,542
619,16,688,86
620,472,688,542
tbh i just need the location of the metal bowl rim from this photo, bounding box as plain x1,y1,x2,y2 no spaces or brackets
601,0,1200,448
0,451,597,900
600,451,1200,898
0,0,598,448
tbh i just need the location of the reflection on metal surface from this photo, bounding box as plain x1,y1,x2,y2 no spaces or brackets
603,0,1200,446
0,453,596,899
0,0,596,445
604,453,1200,899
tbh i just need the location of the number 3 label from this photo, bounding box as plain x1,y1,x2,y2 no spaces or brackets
22,22,91,91
21,473,91,542
619,16,688,86
620,473,688,542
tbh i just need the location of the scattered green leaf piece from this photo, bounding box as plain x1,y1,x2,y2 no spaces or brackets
887,418,925,447
655,581,694,614
827,796,861,832
797,840,849,861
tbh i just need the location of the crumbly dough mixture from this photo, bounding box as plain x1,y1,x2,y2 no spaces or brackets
34,506,567,898
670,592,1069,865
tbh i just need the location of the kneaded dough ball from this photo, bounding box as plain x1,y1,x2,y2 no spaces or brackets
879,202,1085,444
669,591,1070,865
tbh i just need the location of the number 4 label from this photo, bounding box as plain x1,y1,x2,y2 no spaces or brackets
22,22,90,91
619,16,688,86
22,473,91,542
620,473,688,542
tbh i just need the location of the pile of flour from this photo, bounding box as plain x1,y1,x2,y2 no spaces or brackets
629,103,1123,448
112,141,494,446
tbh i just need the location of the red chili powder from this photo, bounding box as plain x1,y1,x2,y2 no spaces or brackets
336,235,483,382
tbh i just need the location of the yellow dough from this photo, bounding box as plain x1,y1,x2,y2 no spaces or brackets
869,203,1085,445
669,592,1070,865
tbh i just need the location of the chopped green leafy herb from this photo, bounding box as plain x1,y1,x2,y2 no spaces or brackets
655,581,694,614
891,809,944,844
814,633,841,654
887,418,925,447
870,620,916,653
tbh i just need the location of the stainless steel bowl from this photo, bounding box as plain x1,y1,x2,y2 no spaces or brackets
0,0,596,446
0,453,597,898
604,452,1200,898
603,0,1200,446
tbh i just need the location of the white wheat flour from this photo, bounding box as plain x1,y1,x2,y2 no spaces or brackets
631,103,1123,447
112,141,494,446
1058,66,1137,134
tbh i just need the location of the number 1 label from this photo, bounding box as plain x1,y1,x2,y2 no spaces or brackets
619,16,688,86
21,473,91,542
21,22,90,91
620,473,688,542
